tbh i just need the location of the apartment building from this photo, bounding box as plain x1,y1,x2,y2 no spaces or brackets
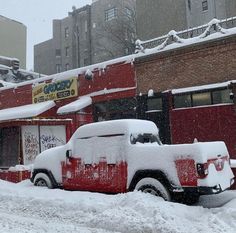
34,0,136,75
34,5,91,75
0,15,27,69
136,0,236,40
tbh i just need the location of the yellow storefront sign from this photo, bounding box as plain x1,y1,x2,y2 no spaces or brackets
32,77,78,103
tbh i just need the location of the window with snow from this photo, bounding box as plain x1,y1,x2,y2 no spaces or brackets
105,7,118,21
130,133,161,145
202,0,208,11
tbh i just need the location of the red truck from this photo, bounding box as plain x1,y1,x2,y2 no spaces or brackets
31,119,234,204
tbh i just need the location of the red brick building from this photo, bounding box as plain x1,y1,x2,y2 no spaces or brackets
135,34,236,94
1,21,236,185
0,58,136,170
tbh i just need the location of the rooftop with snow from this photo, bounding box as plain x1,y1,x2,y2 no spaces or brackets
1,18,236,92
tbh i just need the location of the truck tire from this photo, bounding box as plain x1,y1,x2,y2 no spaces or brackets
34,173,53,189
135,177,171,201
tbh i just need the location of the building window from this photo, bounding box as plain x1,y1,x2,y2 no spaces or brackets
188,0,191,11
125,7,132,18
174,94,192,108
84,58,89,66
174,88,233,109
147,98,162,112
65,27,69,38
65,63,70,71
55,49,61,57
202,0,208,11
84,20,88,33
94,98,136,122
105,7,118,21
212,89,233,104
56,64,62,73
192,92,211,107
0,127,20,168
65,47,69,57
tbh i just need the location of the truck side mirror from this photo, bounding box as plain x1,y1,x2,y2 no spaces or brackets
66,150,72,159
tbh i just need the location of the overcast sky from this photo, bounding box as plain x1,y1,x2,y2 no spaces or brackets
0,0,92,70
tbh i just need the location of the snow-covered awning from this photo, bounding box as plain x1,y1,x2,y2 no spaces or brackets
57,96,92,114
0,101,56,121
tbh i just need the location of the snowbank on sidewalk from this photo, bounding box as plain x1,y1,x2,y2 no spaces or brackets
0,180,236,233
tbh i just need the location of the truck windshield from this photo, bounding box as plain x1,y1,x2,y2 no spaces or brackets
130,133,162,145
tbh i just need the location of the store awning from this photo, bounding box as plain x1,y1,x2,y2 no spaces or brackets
57,96,92,114
0,101,56,121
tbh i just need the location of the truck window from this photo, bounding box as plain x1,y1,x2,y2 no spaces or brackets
75,134,126,164
130,133,162,145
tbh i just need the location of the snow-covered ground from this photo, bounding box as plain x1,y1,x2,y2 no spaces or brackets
0,180,236,233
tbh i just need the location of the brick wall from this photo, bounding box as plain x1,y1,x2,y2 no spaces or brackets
135,35,236,94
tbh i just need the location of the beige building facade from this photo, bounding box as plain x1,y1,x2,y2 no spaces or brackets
0,15,27,69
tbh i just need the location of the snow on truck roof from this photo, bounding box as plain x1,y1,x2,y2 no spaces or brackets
71,119,158,140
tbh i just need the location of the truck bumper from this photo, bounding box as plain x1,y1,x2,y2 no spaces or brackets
182,178,235,195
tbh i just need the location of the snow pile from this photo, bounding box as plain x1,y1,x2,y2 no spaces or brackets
57,96,92,114
136,18,236,59
0,80,17,88
148,89,154,97
8,164,33,172
0,101,56,121
231,159,236,168
0,180,236,233
171,80,233,94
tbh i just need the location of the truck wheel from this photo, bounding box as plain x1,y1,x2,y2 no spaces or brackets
135,177,171,201
34,173,53,189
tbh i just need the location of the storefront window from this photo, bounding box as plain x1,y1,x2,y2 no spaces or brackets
174,94,191,108
0,127,20,168
147,97,162,111
94,98,136,121
192,92,211,107
212,89,233,104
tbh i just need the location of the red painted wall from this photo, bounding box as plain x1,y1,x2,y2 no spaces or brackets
0,62,136,131
170,104,236,159
0,62,135,110
79,62,136,97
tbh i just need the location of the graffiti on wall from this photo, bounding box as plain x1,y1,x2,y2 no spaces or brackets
40,135,65,150
21,125,66,164
23,131,39,164
39,125,66,152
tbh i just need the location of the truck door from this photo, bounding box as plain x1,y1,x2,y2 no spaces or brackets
62,134,127,193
